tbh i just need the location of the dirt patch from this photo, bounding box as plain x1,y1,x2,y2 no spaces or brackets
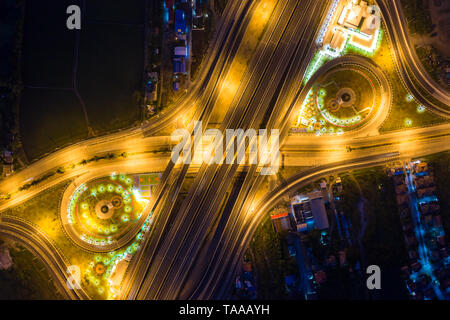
429,0,450,57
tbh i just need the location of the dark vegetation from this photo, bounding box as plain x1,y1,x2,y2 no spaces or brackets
341,168,410,299
0,0,24,159
0,241,62,300
424,152,450,238
249,215,292,299
400,0,433,35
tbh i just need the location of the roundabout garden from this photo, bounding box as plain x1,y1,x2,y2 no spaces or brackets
62,173,149,251
293,63,385,135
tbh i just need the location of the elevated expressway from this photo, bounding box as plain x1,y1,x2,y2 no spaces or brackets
124,0,334,300
0,0,260,254
0,0,258,199
0,0,284,298
0,0,443,204
0,121,449,298
181,51,449,298
142,0,258,136
0,0,448,300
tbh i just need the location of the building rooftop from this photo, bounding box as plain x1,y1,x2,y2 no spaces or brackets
360,14,379,37
291,191,329,231
330,28,347,52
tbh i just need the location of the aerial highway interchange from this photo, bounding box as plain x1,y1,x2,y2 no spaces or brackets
0,0,449,301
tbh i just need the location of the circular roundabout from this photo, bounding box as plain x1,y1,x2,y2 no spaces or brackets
62,173,149,251
294,55,391,135
314,67,380,129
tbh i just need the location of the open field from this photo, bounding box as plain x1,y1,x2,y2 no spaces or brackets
20,88,88,159
77,22,143,133
0,0,21,81
343,168,408,267
86,0,145,24
21,1,76,88
400,0,432,35
19,0,145,161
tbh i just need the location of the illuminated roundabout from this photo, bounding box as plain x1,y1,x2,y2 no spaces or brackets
293,55,391,135
61,173,151,252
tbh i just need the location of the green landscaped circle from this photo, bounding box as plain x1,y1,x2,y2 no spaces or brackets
295,65,382,134
66,174,146,247
314,67,379,128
